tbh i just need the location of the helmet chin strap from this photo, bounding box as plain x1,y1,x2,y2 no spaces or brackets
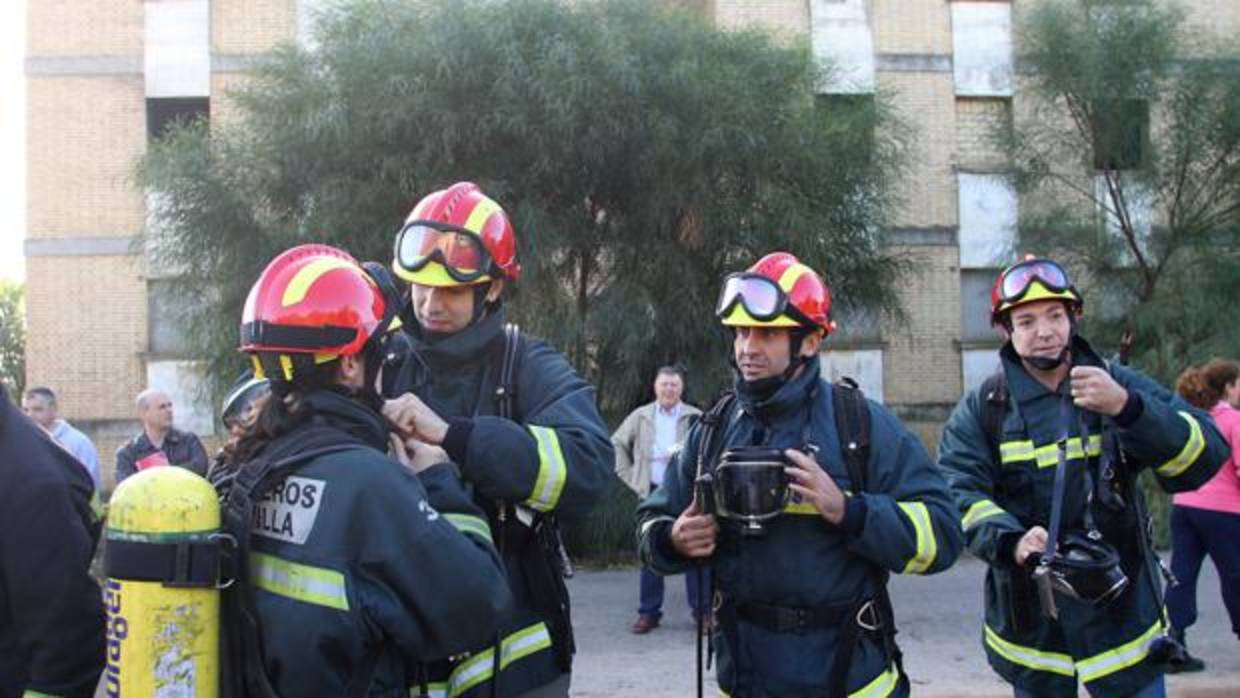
1020,314,1078,372
733,328,811,400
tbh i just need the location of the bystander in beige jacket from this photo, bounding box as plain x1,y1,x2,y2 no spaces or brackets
612,401,701,497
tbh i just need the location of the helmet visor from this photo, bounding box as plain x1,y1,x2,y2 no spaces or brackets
716,273,786,321
999,260,1071,304
395,223,490,283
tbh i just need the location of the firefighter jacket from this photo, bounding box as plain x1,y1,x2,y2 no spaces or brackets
937,336,1230,697
0,385,105,698
247,389,513,697
636,360,963,698
384,308,613,697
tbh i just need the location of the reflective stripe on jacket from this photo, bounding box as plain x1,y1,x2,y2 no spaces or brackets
937,336,1229,696
385,308,613,696
247,391,512,696
637,361,962,697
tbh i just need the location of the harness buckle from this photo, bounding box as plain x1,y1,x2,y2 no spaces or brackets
211,532,238,590
855,599,881,632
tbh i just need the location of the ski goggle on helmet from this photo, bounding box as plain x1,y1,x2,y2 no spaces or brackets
394,223,493,284
715,253,835,333
990,256,1083,325
392,182,522,287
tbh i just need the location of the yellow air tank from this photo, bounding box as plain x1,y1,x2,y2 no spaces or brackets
103,466,221,697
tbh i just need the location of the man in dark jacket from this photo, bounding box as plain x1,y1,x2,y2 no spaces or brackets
0,384,105,698
937,257,1231,698
383,182,613,697
115,388,209,484
636,252,963,698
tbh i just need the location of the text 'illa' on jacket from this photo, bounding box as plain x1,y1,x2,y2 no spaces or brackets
245,389,512,697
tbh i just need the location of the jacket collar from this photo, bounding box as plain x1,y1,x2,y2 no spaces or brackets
734,357,821,423
301,389,390,451
408,306,506,369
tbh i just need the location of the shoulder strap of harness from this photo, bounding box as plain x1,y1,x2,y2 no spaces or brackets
978,371,1009,464
217,425,374,698
826,377,908,698
694,391,739,484
496,322,523,420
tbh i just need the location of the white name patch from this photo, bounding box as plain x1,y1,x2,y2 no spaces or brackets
252,476,326,544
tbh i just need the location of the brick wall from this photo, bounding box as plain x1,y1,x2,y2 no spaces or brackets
213,0,297,55
26,77,146,236
871,0,951,55
24,255,147,420
882,245,962,405
27,0,143,57
713,0,807,37
955,97,1010,172
25,0,297,488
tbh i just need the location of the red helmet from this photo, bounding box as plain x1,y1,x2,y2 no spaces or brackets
392,182,522,287
717,252,835,334
240,244,387,381
989,256,1084,325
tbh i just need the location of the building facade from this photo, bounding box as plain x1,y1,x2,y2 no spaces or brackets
25,0,1238,489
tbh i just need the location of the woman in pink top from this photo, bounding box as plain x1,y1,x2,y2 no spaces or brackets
1167,358,1240,671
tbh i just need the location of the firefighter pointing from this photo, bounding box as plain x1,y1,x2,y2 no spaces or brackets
637,252,963,698
214,243,512,696
937,256,1229,698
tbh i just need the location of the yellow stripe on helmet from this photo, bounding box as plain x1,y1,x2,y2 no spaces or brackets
462,197,502,236
776,262,814,293
281,257,356,307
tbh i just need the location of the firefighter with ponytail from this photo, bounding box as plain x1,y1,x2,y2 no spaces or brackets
217,243,512,696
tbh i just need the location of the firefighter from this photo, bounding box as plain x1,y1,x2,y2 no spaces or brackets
0,384,105,698
636,252,963,698
220,243,512,696
383,182,613,697
937,256,1230,697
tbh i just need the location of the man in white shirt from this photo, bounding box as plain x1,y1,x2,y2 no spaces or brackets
613,366,703,633
22,386,101,491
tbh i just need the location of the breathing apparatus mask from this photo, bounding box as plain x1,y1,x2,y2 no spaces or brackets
1032,379,1130,619
1030,531,1129,612
697,446,792,536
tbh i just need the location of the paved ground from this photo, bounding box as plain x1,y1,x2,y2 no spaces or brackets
568,556,1239,697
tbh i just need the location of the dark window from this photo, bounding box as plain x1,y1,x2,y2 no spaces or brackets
830,303,882,345
146,97,210,140
961,269,1003,342
148,279,207,356
1091,99,1148,170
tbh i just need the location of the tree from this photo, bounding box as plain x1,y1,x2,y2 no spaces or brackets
0,280,24,398
1005,0,1240,383
141,0,908,420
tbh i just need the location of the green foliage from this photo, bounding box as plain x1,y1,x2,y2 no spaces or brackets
1005,0,1240,382
563,478,640,565
0,280,24,398
139,0,908,411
